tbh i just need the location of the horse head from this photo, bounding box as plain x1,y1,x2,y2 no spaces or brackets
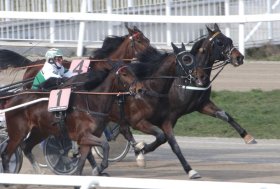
125,24,150,57
204,23,244,66
171,42,207,87
113,61,144,96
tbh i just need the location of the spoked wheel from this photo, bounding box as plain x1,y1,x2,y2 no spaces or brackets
43,135,80,175
32,142,48,168
0,132,23,173
93,122,130,162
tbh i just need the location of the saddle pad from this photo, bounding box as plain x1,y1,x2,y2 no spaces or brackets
48,88,71,112
69,59,90,75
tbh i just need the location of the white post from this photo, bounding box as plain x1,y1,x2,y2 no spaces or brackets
267,0,272,41
166,0,171,47
77,0,87,57
47,0,55,43
5,0,10,21
225,0,230,37
238,0,245,56
87,0,93,12
107,0,113,35
128,0,134,7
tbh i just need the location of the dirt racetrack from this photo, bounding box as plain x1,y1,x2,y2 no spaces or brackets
1,60,280,189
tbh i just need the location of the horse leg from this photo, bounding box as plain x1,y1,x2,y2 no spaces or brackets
79,133,109,176
87,150,97,169
73,145,90,176
21,128,48,174
198,100,257,144
161,121,201,179
130,120,168,167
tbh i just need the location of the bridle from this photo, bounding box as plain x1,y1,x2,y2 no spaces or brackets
129,31,150,57
175,50,197,84
115,65,140,96
177,31,236,91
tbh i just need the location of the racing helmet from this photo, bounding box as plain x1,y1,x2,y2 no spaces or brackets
45,48,63,60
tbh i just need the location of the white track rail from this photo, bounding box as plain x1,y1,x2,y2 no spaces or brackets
0,98,49,114
0,174,279,189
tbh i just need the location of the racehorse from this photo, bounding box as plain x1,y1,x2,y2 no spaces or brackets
0,24,150,88
1,60,143,176
112,23,253,179
108,42,208,178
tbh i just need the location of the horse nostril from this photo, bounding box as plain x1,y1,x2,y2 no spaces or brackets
237,56,244,64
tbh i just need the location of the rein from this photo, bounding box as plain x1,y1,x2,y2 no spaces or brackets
13,58,136,69
0,90,132,100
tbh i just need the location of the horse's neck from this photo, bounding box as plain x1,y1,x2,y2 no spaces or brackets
109,39,133,59
86,72,117,111
146,55,176,94
197,46,214,76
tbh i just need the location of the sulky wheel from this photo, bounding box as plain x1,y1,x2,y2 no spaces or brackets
0,132,23,173
43,135,80,175
93,122,130,162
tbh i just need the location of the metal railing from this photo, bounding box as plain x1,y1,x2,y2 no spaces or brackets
0,0,279,56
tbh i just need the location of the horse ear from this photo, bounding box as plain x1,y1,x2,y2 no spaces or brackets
206,25,213,34
181,42,186,51
214,23,220,32
171,42,179,53
125,23,134,35
133,26,140,32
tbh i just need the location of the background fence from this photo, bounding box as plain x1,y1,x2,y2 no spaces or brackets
0,0,280,56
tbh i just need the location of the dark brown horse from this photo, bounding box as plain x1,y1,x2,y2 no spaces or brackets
1,60,143,176
108,42,207,178
111,24,252,179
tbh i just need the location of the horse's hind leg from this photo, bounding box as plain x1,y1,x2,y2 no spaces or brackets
21,128,48,174
199,100,257,144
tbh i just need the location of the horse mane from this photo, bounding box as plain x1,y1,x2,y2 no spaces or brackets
60,69,109,91
189,37,206,55
91,36,126,59
0,49,33,69
129,46,169,79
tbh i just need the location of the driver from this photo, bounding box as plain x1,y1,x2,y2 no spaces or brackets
31,48,73,90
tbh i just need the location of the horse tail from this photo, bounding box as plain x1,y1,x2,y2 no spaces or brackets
0,49,33,70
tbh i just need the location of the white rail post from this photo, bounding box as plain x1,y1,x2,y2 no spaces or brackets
225,0,230,37
238,0,245,56
107,0,113,35
267,0,272,41
47,0,55,44
166,0,171,47
77,0,87,57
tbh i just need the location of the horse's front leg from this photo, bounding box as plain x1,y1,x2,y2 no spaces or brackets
79,133,109,176
130,119,168,167
199,100,257,144
161,121,201,179
75,145,90,175
87,150,97,169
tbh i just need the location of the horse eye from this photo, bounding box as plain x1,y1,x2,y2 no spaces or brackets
216,39,224,47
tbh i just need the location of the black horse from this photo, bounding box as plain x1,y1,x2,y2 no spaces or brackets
124,23,254,178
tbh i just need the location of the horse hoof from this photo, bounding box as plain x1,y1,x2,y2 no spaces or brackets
100,172,110,177
244,134,257,144
189,170,201,179
135,142,145,151
136,152,146,168
92,167,100,176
